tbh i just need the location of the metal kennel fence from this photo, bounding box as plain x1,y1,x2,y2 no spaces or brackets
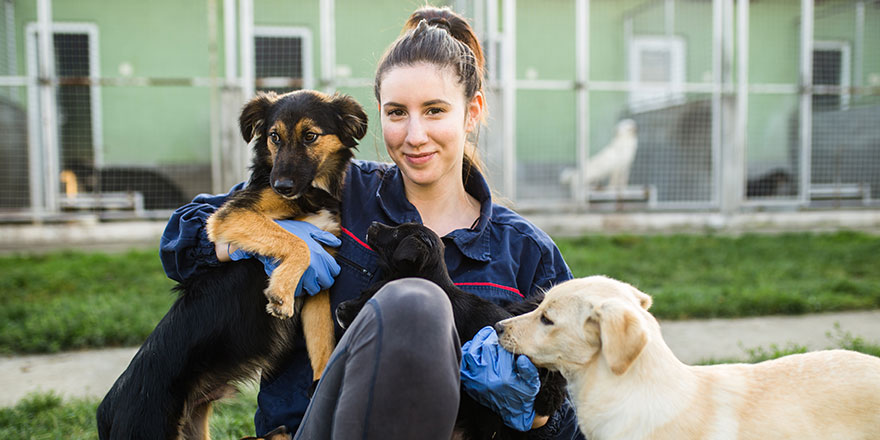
0,0,877,222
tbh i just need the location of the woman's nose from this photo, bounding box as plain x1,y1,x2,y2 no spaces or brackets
405,117,428,146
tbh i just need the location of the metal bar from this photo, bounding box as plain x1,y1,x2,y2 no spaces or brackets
36,0,59,214
25,29,42,216
87,25,104,173
5,1,16,80
223,0,237,81
471,0,484,46
515,79,576,90
574,0,589,207
35,76,266,87
799,0,814,207
719,0,738,216
319,0,335,92
239,0,254,100
209,0,222,193
238,0,254,184
733,0,748,210
0,75,28,86
27,74,864,95
746,83,799,94
711,0,722,208
513,79,727,93
501,0,516,200
855,1,864,89
588,80,720,93
623,16,632,88
486,0,498,84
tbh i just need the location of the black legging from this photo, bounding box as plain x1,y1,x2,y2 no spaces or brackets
295,278,462,439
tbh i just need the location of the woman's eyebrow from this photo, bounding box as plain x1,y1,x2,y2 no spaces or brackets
382,99,452,108
423,99,451,107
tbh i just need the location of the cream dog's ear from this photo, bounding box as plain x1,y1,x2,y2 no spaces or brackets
596,299,648,375
631,286,652,310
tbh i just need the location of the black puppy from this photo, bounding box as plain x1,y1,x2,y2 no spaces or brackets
336,222,567,440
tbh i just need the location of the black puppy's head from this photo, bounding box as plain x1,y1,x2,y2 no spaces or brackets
239,90,368,199
367,222,444,276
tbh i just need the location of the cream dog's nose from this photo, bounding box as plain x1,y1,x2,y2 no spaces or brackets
493,322,506,336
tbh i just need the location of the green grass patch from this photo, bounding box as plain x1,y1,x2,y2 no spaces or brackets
0,231,878,354
0,250,176,354
0,385,259,440
555,231,880,320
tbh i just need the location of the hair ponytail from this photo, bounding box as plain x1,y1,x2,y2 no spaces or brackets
402,7,485,83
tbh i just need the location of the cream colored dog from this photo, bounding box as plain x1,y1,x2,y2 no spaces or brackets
495,276,880,440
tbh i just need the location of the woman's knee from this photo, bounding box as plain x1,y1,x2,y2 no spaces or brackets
372,278,455,337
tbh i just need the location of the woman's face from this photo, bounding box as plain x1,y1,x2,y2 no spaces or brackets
379,63,482,190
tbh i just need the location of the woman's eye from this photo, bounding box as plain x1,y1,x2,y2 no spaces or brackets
386,109,405,117
426,107,444,115
540,314,554,326
269,132,280,145
303,132,319,143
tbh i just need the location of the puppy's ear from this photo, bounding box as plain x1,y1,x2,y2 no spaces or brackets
630,286,652,310
391,235,427,269
239,92,277,143
596,299,648,375
329,93,368,147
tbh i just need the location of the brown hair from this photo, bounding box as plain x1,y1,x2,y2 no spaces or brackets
374,6,486,176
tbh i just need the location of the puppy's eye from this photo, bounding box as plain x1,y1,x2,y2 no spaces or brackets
540,314,554,326
269,132,281,145
303,132,319,144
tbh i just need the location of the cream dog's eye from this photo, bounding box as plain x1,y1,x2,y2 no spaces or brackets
540,314,554,325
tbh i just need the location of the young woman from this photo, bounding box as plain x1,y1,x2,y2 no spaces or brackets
160,6,582,439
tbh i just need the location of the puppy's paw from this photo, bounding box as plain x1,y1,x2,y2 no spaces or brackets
264,290,295,318
264,262,305,318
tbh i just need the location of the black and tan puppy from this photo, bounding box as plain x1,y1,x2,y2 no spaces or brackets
336,222,567,440
97,90,367,440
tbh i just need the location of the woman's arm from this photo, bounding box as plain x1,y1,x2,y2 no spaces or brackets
159,182,246,282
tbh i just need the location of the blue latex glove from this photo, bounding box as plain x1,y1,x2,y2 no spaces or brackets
229,219,341,297
460,326,540,431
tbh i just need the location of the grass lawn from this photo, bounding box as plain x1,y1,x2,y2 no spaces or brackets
0,250,176,354
1,231,878,354
4,332,878,440
0,231,878,438
0,385,259,440
557,231,880,319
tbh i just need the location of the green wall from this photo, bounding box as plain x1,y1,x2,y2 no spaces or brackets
9,0,878,175
16,0,217,164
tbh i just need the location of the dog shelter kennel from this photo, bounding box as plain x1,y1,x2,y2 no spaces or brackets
0,0,877,223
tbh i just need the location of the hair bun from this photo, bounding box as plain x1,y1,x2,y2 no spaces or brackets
426,17,452,32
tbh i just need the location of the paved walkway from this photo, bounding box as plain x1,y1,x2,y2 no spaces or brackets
2,309,879,407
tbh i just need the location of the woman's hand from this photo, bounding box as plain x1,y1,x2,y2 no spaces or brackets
459,326,541,431
222,220,341,296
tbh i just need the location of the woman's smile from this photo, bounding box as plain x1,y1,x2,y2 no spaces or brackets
404,151,437,166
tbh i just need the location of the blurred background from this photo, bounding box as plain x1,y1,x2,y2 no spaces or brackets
0,0,877,223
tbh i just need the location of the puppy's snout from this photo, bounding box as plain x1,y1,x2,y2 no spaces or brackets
493,322,506,336
272,179,296,196
335,303,352,329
